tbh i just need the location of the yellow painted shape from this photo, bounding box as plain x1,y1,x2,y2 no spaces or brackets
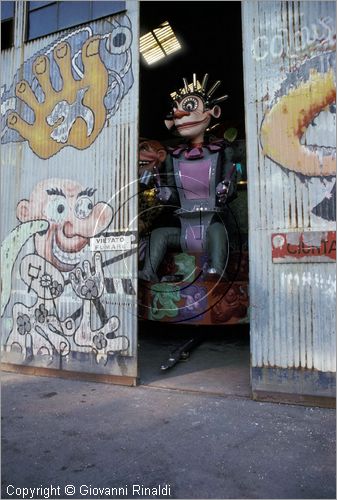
261,68,336,177
7,37,109,159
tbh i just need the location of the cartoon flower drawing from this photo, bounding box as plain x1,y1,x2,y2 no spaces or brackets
50,280,63,298
17,314,31,335
93,332,107,350
34,304,48,323
81,278,99,300
40,273,52,288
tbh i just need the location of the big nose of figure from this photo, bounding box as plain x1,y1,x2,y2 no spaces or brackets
63,221,76,238
174,109,190,119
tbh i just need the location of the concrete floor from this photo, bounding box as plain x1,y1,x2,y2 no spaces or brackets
1,322,336,499
138,322,251,398
1,371,335,499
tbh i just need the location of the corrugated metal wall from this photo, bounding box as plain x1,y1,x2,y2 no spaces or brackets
1,1,139,382
242,1,336,396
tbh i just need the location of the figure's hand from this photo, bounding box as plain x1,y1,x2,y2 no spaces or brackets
216,181,230,204
7,37,109,159
155,186,173,203
70,252,104,300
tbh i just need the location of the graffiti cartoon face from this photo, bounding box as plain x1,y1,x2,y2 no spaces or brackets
165,95,221,143
17,179,113,272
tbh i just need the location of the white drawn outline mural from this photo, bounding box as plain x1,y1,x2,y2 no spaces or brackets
1,178,137,365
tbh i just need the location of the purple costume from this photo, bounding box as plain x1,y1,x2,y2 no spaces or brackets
139,140,237,281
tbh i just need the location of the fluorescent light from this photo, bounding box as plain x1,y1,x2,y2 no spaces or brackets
140,21,181,65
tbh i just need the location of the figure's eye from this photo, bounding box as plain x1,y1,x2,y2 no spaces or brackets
46,196,68,223
182,97,198,112
75,197,94,219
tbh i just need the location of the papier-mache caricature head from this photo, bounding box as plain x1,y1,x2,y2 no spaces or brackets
164,73,228,144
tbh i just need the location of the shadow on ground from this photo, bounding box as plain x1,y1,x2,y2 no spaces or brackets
139,321,251,397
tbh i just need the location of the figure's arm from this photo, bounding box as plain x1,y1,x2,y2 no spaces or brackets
1,220,49,316
155,155,179,205
216,146,237,204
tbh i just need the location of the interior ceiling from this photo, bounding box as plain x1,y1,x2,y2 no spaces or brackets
139,1,245,142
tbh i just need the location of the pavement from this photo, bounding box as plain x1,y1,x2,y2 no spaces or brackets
1,370,336,500
139,324,251,398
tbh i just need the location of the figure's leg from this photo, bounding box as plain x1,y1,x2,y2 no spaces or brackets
139,227,181,281
206,222,228,276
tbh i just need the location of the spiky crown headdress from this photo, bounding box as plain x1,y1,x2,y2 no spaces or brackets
170,73,228,108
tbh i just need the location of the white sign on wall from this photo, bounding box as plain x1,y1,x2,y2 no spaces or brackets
90,234,133,252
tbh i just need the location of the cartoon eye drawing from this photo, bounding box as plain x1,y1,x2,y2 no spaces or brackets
46,196,68,223
74,196,94,219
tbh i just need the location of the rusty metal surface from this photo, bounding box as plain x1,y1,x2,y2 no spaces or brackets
1,2,139,378
242,1,336,375
1,363,138,386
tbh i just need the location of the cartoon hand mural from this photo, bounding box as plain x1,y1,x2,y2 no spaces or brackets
69,252,104,300
70,253,129,363
73,299,128,363
6,37,109,159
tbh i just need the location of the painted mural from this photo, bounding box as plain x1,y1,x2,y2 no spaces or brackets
259,15,336,221
1,16,134,159
1,178,137,364
1,13,137,370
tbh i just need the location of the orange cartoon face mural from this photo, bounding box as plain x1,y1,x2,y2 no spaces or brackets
17,179,113,272
1,17,134,159
1,179,133,365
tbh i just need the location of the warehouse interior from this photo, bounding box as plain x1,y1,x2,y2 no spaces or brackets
138,1,250,396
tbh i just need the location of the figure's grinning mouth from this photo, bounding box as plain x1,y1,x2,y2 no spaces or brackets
176,118,208,130
52,239,86,268
139,160,151,166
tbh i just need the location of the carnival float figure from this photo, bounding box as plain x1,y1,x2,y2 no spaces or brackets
139,74,238,282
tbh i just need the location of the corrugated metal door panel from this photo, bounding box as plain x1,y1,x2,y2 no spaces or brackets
242,1,336,376
1,1,140,382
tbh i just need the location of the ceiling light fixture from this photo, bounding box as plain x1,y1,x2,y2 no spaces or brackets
140,21,181,65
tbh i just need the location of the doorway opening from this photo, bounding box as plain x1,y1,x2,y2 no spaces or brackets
138,1,250,397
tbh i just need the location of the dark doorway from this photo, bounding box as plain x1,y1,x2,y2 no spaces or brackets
138,1,250,397
139,1,245,142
